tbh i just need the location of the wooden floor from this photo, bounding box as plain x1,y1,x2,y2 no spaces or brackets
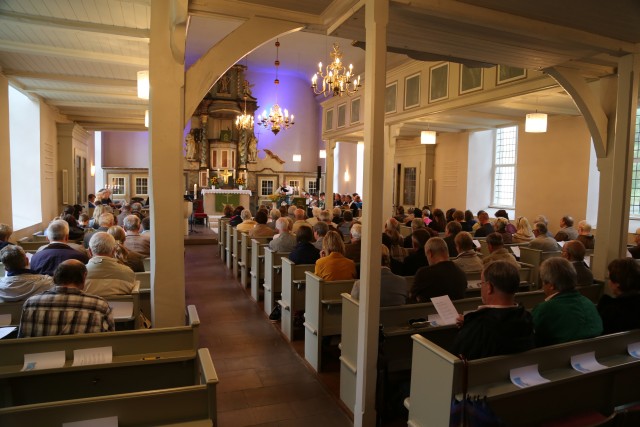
185,243,352,427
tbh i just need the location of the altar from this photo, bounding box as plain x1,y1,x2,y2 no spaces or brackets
201,189,252,215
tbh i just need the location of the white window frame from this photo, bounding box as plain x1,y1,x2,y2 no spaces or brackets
490,125,518,209
259,177,276,197
630,108,640,218
133,174,149,197
107,174,129,198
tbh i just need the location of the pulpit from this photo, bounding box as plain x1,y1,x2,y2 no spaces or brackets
201,189,252,215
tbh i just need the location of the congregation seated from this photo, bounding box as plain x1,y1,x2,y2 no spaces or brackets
473,211,494,238
464,209,477,231
577,220,595,249
394,206,407,224
528,222,560,251
331,207,343,227
18,259,115,337
249,209,276,238
0,245,53,302
629,227,640,259
338,210,354,236
403,218,426,248
561,240,593,286
384,226,409,264
61,212,85,241
31,219,89,276
229,206,244,227
108,225,145,273
141,216,151,236
493,217,513,243
78,213,90,230
554,214,579,241
452,231,483,272
306,206,320,227
267,208,280,230
312,221,329,251
597,258,640,334
451,261,534,360
89,204,113,230
409,237,466,303
482,232,519,268
318,209,338,233
123,215,150,257
512,216,534,243
88,193,96,208
495,209,517,234
428,208,446,233
236,208,257,233
532,257,602,347
269,217,297,252
84,211,115,247
291,208,309,234
344,223,362,262
397,228,430,276
130,202,145,220
85,232,136,297
350,245,408,306
443,220,462,258
453,209,473,232
116,203,132,226
221,204,234,219
0,223,13,251
288,225,320,265
315,230,356,281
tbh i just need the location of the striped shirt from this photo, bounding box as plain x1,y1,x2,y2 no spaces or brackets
18,286,115,337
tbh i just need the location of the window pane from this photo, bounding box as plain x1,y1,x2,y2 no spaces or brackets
403,167,416,205
493,166,515,207
492,126,517,207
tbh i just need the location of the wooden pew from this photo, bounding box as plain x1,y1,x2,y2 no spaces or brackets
406,330,640,426
399,225,412,238
279,259,315,342
16,238,48,252
0,305,199,366
0,348,218,427
0,262,4,277
263,249,290,317
0,283,142,330
31,233,48,242
218,218,229,263
519,247,561,289
135,271,151,320
464,262,534,296
250,239,269,302
225,223,233,270
143,257,151,272
240,235,270,289
303,272,355,372
339,289,555,413
230,228,239,278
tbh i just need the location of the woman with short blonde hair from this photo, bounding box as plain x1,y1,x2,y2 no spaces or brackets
512,216,534,243
315,231,356,280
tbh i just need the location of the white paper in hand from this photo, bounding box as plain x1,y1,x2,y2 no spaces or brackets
430,295,459,325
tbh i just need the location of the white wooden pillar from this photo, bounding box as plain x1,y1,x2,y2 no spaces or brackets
0,75,12,225
148,1,187,327
354,0,388,425
384,124,398,219
593,54,639,277
325,139,336,199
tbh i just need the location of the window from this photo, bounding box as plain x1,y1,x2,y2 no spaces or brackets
9,85,42,230
109,176,126,196
135,176,149,196
492,126,518,207
289,180,300,194
403,167,417,205
305,178,318,195
260,179,274,196
630,108,640,216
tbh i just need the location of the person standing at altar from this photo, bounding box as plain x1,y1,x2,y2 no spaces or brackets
277,182,292,205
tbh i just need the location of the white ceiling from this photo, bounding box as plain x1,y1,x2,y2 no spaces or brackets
0,0,637,133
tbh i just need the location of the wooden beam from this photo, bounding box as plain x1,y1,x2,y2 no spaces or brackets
0,10,149,41
0,40,148,67
26,88,139,101
3,70,136,87
46,101,147,110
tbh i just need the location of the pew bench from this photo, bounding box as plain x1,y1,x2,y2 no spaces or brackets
519,247,562,289
0,347,218,427
406,329,640,426
250,239,269,302
135,271,151,321
231,228,241,278
263,249,290,317
240,235,270,289
218,218,229,263
339,290,551,413
278,259,315,342
0,282,142,330
303,272,355,372
225,223,233,270
17,237,49,252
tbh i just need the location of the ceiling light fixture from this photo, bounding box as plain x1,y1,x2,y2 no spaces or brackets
525,112,547,133
236,57,254,131
311,43,361,97
293,154,302,162
257,39,295,135
137,70,149,99
421,130,437,145
319,149,327,159
144,110,149,128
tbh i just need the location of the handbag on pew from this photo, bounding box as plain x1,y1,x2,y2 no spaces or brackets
450,355,505,427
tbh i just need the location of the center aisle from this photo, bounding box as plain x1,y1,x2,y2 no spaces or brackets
185,244,352,427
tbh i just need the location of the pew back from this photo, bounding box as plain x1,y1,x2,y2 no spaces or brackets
225,223,233,270
17,238,48,251
279,259,315,342
407,330,640,426
519,247,561,289
219,218,229,262
303,272,355,372
263,249,290,316
250,239,269,301
231,228,241,278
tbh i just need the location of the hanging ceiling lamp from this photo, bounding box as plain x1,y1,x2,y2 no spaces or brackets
236,57,254,131
311,43,361,97
525,112,548,133
137,70,149,99
257,39,295,135
421,130,437,145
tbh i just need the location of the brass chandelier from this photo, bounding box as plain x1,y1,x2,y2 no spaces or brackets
235,94,253,131
311,43,361,97
257,39,295,135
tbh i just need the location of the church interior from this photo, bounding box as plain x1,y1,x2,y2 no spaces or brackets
1,0,640,425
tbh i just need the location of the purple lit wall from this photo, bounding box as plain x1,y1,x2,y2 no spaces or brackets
246,69,323,173
102,131,149,168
